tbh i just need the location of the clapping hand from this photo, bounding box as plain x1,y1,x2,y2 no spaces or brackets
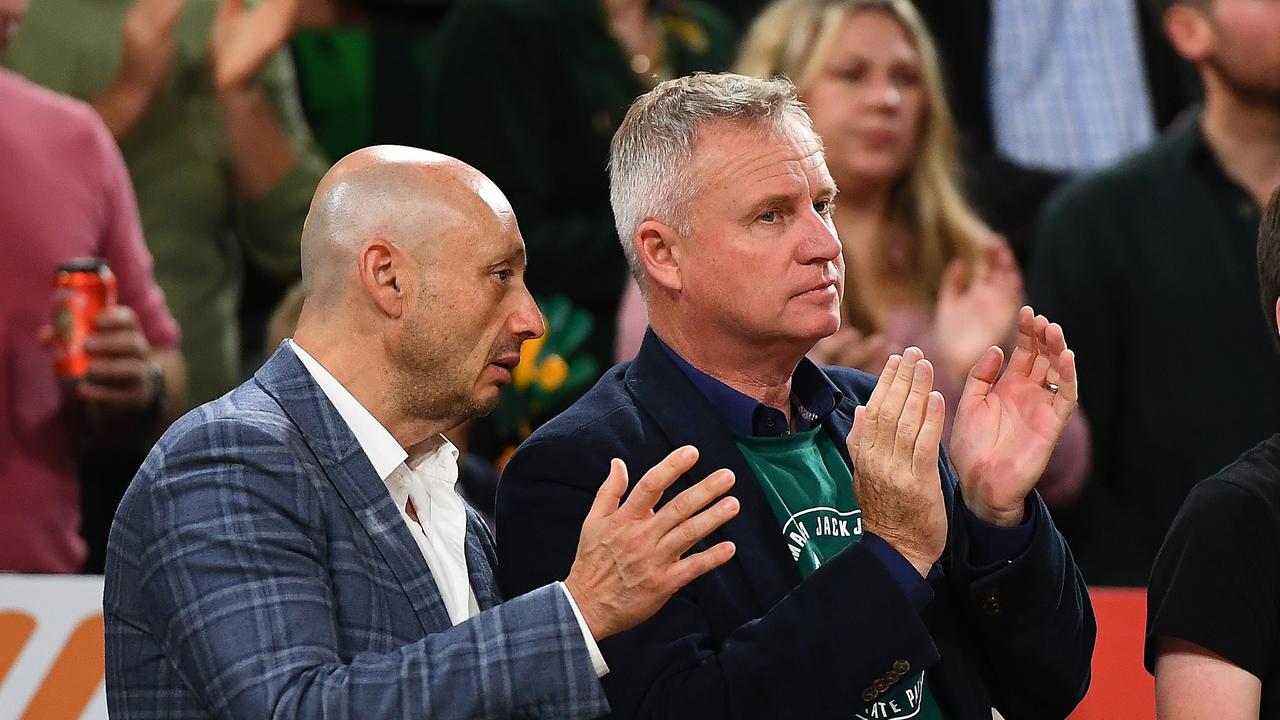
933,240,1023,387
949,307,1078,526
209,0,301,91
846,347,949,577
117,0,184,99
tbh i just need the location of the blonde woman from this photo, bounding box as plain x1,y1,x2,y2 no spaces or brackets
735,0,1088,506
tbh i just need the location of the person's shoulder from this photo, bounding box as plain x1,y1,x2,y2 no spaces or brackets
143,379,309,483
0,69,111,154
520,362,640,451
1186,434,1280,517
1041,124,1193,223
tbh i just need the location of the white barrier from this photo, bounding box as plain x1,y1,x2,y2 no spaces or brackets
0,575,105,720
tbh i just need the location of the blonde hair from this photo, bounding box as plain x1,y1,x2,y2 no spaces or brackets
737,0,989,331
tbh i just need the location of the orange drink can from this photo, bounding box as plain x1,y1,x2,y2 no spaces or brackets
51,258,116,381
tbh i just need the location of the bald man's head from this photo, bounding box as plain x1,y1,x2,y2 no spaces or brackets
299,145,516,302
291,146,543,437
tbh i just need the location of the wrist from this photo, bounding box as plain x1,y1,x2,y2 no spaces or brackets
214,82,263,106
563,576,609,641
93,76,154,138
964,496,1025,528
139,361,167,423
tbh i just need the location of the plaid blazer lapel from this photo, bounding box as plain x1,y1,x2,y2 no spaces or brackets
253,343,453,633
463,508,501,610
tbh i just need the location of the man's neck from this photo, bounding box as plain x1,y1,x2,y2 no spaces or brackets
654,322,804,420
291,330,451,451
1200,80,1280,206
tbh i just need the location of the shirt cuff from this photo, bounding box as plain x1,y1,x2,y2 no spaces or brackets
861,532,934,611
960,498,1036,567
558,581,610,678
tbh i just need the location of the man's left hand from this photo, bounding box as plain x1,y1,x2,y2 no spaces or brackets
209,0,301,92
949,306,1078,526
79,306,161,415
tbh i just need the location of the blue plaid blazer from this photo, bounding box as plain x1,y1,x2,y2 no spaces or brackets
104,345,609,719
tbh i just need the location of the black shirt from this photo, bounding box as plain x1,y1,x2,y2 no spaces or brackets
1029,113,1280,585
1146,433,1280,716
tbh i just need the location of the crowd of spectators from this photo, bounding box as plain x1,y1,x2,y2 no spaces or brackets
1,0,1277,599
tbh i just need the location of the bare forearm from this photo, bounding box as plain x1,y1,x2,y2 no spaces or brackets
91,78,154,140
153,348,187,423
1155,640,1261,720
216,86,297,198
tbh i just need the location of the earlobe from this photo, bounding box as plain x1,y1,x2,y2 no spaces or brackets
637,219,684,294
360,240,405,318
1164,5,1211,61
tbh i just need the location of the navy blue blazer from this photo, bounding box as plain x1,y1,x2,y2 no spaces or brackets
104,345,609,719
497,331,1095,719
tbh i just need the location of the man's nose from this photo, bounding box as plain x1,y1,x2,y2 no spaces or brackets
798,210,842,265
512,288,545,341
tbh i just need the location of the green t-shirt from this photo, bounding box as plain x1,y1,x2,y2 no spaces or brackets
734,427,946,720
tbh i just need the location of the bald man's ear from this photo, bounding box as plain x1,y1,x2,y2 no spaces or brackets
637,219,684,294
359,240,407,318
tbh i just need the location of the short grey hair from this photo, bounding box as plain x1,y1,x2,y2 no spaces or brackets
608,72,815,284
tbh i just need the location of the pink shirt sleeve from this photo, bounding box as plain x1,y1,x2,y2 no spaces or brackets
88,109,181,352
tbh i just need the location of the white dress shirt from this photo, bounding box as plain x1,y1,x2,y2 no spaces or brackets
288,341,606,675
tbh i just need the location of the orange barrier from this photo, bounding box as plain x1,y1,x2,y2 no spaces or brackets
1069,587,1154,719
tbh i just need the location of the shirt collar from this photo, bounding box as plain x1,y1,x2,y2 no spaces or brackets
289,339,411,480
657,336,842,437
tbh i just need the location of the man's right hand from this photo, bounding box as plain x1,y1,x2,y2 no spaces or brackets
93,0,183,138
846,347,949,577
564,446,739,641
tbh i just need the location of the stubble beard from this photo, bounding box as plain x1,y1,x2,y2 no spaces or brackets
391,324,490,431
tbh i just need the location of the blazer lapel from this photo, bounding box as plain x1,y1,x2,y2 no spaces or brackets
464,508,502,610
625,332,801,613
253,343,453,633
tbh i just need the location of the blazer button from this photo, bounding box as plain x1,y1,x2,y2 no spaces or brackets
861,688,877,703
873,679,890,694
893,660,911,673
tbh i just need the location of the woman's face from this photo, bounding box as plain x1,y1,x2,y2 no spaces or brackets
803,10,926,191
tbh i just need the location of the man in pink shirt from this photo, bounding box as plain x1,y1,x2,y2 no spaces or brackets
1,0,184,572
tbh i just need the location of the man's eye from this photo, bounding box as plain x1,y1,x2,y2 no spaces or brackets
495,269,513,282
759,210,780,223
814,200,833,214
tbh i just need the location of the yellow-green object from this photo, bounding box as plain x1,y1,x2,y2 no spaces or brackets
494,294,599,442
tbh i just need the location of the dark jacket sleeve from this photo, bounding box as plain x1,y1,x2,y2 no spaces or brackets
499,435,942,720
947,488,1096,719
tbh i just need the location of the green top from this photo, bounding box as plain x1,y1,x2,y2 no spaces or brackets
290,28,374,163
4,0,328,405
734,427,945,720
429,0,736,369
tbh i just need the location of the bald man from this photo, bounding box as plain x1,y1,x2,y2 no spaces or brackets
103,146,741,720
